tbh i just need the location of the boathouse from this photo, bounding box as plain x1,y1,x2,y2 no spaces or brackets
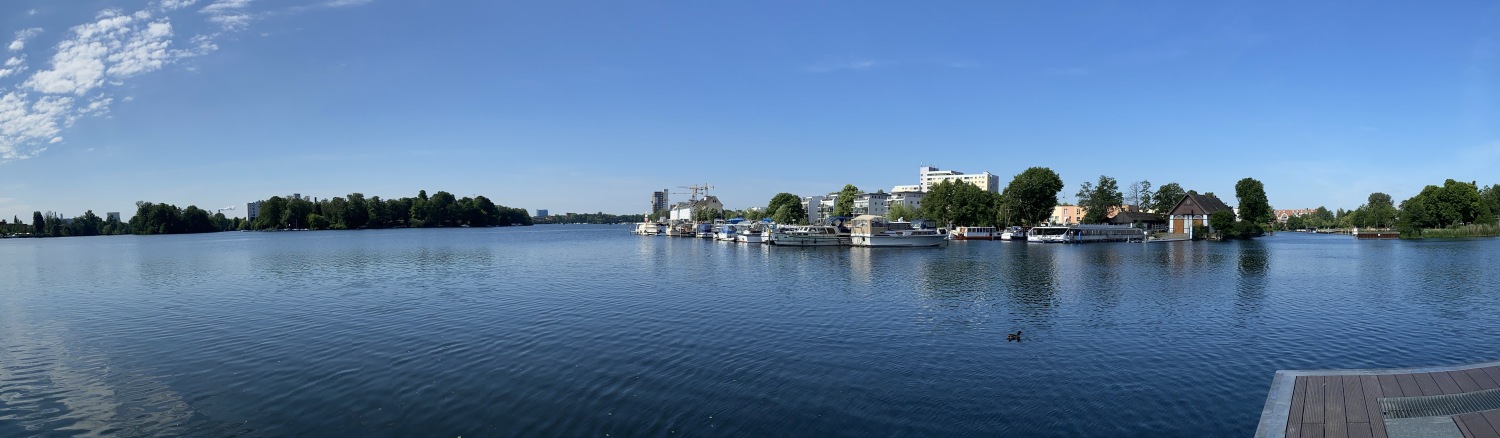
1166,192,1234,236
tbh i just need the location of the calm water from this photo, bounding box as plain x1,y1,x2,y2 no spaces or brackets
2,226,1498,436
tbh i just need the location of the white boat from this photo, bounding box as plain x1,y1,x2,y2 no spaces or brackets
1000,226,1028,241
950,226,997,240
1027,224,1145,243
849,215,947,247
632,221,663,235
715,219,746,241
664,222,693,237
735,222,767,244
769,225,846,246
694,222,716,238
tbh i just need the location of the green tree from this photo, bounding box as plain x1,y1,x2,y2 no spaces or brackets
1209,210,1236,235
1126,180,1153,211
307,213,330,230
999,167,1064,226
182,206,215,233
256,196,287,230
767,192,807,224
32,211,43,235
833,184,860,217
1234,178,1273,225
1149,182,1186,214
1075,175,1123,224
922,180,999,227
886,202,917,222
1357,192,1398,228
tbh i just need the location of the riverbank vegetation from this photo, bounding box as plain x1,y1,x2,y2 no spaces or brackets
1396,180,1498,238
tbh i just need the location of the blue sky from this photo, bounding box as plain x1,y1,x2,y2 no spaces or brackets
1,1,1497,220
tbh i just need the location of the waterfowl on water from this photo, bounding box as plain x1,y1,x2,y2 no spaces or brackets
1006,331,1022,342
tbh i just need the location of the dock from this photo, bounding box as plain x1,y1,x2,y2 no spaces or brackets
1255,360,1500,438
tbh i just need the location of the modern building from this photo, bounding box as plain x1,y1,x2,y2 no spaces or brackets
536,209,549,218
105,212,120,222
853,192,891,217
801,195,824,224
1167,192,1234,236
918,166,1000,193
892,184,922,193
247,200,262,222
651,190,670,215
888,191,924,214
1050,205,1084,225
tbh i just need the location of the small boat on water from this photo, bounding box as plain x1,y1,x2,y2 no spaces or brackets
632,221,663,235
694,222,716,238
769,225,845,246
664,222,694,237
950,226,998,240
715,218,745,241
1000,226,1028,241
849,215,947,247
735,222,767,244
1027,224,1145,243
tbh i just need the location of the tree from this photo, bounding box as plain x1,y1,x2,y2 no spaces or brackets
32,211,43,234
886,202,917,221
284,197,314,229
1075,175,1123,224
1209,210,1236,236
922,180,999,227
1398,180,1494,233
1482,184,1500,221
1234,178,1273,225
1150,182,1186,214
766,193,806,224
834,184,860,217
1126,180,1153,211
256,196,287,230
999,167,1064,226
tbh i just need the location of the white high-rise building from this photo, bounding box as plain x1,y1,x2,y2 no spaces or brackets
919,166,1000,193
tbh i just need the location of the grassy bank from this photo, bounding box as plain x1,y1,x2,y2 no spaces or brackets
1403,223,1500,238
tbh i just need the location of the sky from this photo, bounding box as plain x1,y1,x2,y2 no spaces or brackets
0,1,1497,220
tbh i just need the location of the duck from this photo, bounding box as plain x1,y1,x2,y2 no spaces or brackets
1006,331,1022,342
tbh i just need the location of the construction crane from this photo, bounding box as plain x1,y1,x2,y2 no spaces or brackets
677,184,713,203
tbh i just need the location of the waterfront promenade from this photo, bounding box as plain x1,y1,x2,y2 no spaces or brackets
1256,360,1500,437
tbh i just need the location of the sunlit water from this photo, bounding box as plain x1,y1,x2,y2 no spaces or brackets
2,226,1498,436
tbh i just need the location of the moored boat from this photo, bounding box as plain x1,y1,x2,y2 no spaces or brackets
1027,224,1145,243
849,215,947,247
769,225,845,246
1000,226,1028,241
950,226,997,240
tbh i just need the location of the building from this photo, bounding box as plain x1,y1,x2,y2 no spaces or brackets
1050,205,1084,225
536,209,549,218
801,195,824,224
918,166,1000,193
892,184,922,193
1274,208,1316,223
106,212,120,222
1105,211,1168,229
1167,192,1234,236
888,191,924,214
853,192,891,217
651,190,670,214
247,200,262,222
668,196,723,221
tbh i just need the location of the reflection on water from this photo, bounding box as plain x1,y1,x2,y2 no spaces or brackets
2,228,1500,436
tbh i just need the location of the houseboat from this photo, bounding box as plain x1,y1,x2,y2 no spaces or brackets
1000,226,1027,241
768,225,846,247
1027,224,1145,243
849,215,947,247
950,226,998,240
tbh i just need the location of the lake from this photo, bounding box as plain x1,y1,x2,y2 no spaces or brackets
2,226,1498,436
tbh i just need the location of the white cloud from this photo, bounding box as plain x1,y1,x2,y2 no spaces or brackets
203,0,255,30
157,0,200,11
10,28,44,52
0,93,74,161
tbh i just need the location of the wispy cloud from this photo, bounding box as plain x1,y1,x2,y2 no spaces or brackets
804,56,975,74
0,2,372,163
806,57,883,73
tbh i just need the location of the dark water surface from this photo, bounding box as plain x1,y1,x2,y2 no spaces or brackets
2,226,1498,436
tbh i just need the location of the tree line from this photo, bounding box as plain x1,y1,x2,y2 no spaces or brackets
0,189,532,238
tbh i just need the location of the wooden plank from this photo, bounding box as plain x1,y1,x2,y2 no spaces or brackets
1360,376,1388,438
1431,372,1463,394
1301,425,1325,438
1461,410,1500,438
1413,372,1443,396
1304,376,1326,424
1377,374,1403,397
1483,367,1500,389
1482,410,1500,438
1466,367,1500,390
1288,376,1308,437
1325,376,1348,438
1451,370,1484,392
1345,423,1373,438
1394,373,1422,397
1343,375,1369,423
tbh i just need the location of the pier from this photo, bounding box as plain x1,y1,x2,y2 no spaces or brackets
1255,361,1500,437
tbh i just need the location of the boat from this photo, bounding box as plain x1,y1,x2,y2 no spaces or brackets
849,215,948,247
715,218,745,241
1000,226,1028,241
1027,224,1145,243
735,222,767,244
632,221,663,235
664,222,694,237
694,222,716,238
769,225,846,246
950,226,997,240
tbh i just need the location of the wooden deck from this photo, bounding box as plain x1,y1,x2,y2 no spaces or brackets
1257,361,1500,437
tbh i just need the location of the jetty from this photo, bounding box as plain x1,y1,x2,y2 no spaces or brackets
1255,360,1500,437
